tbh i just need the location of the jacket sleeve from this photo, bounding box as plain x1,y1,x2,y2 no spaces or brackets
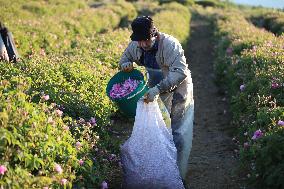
158,39,188,93
119,41,141,68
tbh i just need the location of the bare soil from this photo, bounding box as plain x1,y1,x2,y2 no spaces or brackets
185,13,248,189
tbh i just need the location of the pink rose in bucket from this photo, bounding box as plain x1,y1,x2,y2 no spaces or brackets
110,78,141,99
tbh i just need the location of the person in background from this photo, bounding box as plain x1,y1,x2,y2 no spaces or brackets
0,22,19,62
0,33,9,61
119,16,194,186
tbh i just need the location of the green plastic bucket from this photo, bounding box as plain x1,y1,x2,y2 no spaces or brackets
106,69,149,118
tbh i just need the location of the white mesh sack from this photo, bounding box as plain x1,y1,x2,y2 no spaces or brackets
121,100,184,189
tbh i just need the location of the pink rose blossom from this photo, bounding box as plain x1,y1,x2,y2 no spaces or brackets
240,84,245,92
108,154,117,161
40,48,46,56
101,181,108,189
63,125,69,130
252,45,257,52
23,111,29,116
47,117,54,125
0,165,7,175
90,117,96,126
42,94,50,101
54,164,63,174
271,81,280,89
76,141,82,149
79,159,84,166
110,78,140,99
56,109,63,116
60,178,67,185
78,118,85,124
226,47,233,56
252,129,263,140
278,120,284,126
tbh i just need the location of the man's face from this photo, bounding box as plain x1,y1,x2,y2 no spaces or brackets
138,37,155,51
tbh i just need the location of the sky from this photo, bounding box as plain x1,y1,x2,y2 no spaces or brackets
229,0,284,9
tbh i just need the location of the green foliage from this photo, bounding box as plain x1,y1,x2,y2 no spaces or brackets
0,0,135,187
0,0,193,187
212,8,284,188
159,0,195,6
248,9,284,36
253,128,284,188
133,0,160,16
0,0,136,56
0,26,131,150
0,66,125,188
0,78,78,188
195,0,225,8
153,2,191,45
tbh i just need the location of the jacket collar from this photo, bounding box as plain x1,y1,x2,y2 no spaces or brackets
140,37,159,52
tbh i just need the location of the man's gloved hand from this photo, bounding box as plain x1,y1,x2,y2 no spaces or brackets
120,62,134,72
144,86,160,103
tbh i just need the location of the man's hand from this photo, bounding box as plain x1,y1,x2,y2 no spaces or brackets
120,62,134,72
144,86,160,103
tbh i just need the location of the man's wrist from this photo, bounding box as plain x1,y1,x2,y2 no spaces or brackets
153,85,160,96
156,84,161,91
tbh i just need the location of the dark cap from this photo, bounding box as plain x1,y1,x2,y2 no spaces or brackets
130,16,155,41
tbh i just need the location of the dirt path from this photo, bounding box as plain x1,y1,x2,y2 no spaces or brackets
185,13,247,189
